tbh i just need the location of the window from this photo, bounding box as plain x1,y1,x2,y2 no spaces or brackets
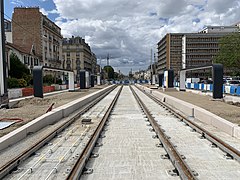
24,56,27,64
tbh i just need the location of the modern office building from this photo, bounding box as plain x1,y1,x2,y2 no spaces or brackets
157,26,239,78
12,7,63,69
62,36,97,82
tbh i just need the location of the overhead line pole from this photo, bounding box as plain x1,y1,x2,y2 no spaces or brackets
0,0,8,108
150,49,153,85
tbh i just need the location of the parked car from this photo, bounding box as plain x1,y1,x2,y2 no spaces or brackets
198,80,213,84
225,80,240,86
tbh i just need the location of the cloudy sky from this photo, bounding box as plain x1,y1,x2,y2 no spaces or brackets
5,0,240,74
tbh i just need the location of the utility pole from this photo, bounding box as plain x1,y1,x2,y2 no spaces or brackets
150,49,153,85
0,0,8,108
107,53,109,66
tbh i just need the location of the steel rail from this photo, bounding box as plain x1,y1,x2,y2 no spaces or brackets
66,85,123,180
0,85,117,179
136,85,240,162
130,86,196,180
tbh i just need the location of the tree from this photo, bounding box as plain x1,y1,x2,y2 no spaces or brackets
9,53,30,79
103,65,114,79
214,33,240,75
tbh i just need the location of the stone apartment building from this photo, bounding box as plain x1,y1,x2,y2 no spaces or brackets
62,36,97,82
157,26,239,79
12,7,62,69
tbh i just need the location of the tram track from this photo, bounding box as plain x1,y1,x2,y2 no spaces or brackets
135,85,240,162
0,85,118,179
79,85,240,179
1,85,240,179
130,86,196,179
133,85,240,179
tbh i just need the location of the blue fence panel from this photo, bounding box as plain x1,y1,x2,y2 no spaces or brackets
187,83,191,89
210,84,213,91
194,83,199,89
230,86,237,95
236,86,240,96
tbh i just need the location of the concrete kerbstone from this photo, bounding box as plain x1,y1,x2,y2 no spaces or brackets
194,108,212,125
0,125,27,151
233,125,240,139
25,109,63,134
210,114,235,136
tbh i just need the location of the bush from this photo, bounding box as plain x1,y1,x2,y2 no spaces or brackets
18,78,27,88
7,78,19,88
56,78,62,85
9,53,30,79
22,74,33,86
43,74,54,84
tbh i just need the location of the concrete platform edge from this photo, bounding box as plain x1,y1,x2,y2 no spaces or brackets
137,84,239,139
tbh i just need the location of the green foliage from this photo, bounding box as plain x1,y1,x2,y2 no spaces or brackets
56,78,62,85
103,65,114,79
18,78,27,88
7,78,19,88
114,72,119,79
214,33,240,73
22,74,33,86
9,53,30,79
43,74,54,84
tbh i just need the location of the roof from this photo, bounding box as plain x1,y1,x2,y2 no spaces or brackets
6,42,31,55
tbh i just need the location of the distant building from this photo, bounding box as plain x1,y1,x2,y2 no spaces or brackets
199,26,239,34
157,26,239,78
62,36,97,82
5,42,40,77
4,19,12,43
12,7,62,69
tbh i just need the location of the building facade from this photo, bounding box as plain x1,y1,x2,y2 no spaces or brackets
5,43,40,77
12,7,62,69
4,19,12,43
62,36,97,82
157,27,239,78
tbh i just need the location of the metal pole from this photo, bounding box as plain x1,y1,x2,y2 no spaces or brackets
0,0,8,107
150,49,152,85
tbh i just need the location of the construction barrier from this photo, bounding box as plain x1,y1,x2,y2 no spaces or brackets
184,83,240,96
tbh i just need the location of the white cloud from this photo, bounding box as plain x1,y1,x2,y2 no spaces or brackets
40,8,58,16
10,0,24,5
40,8,48,15
51,0,240,74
